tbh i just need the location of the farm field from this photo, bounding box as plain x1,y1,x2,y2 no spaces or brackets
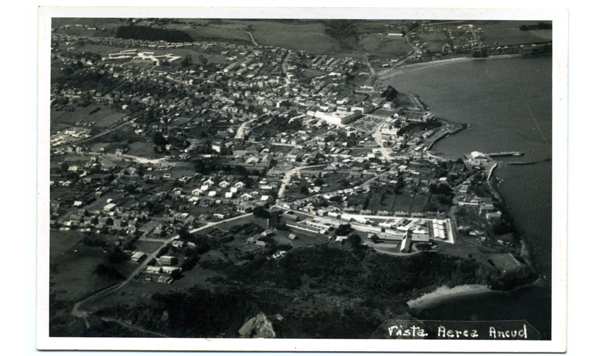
173,25,251,44
359,34,413,58
480,21,552,46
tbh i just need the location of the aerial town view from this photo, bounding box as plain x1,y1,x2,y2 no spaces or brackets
46,17,553,341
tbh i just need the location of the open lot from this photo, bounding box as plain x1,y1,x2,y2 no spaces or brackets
134,240,165,255
51,105,127,129
365,187,431,214
50,230,85,258
410,193,430,213
50,239,137,303
126,141,156,157
390,193,417,212
285,227,333,248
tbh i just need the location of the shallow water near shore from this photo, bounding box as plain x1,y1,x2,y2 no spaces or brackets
382,56,553,339
409,284,551,340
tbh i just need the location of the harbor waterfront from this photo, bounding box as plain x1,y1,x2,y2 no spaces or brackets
382,56,552,339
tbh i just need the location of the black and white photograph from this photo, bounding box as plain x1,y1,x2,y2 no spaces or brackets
36,6,568,353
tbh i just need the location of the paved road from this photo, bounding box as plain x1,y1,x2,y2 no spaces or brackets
99,316,169,337
72,212,253,326
277,164,326,199
74,119,136,145
372,121,393,162
405,34,422,55
87,152,190,167
245,31,259,46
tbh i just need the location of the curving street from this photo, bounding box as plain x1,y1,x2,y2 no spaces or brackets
72,212,253,326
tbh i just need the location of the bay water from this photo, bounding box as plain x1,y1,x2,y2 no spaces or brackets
382,56,553,339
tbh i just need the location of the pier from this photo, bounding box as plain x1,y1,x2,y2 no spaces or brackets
488,152,524,157
487,162,498,181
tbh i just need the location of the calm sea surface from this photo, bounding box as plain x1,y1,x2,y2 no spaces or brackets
383,56,553,339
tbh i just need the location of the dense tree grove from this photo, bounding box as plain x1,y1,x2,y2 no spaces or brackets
116,25,193,42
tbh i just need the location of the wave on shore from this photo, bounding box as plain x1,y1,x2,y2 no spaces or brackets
407,284,491,312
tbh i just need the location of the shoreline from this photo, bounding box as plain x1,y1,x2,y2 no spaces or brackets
488,173,542,279
419,115,541,281
376,54,522,82
406,284,492,313
379,56,545,284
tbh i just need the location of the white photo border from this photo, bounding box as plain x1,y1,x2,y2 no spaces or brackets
37,6,568,353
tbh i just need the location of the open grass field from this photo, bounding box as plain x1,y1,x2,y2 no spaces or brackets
365,188,431,213
416,31,449,53
50,239,137,303
53,18,123,29
126,141,155,157
51,105,127,129
359,34,413,58
390,192,416,212
174,25,251,44
286,227,332,248
480,21,552,46
488,253,522,273
236,20,342,53
354,20,409,34
52,18,122,37
134,240,165,255
410,193,430,212
50,230,85,258
93,264,228,312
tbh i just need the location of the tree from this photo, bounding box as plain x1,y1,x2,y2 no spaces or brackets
300,185,309,195
181,54,193,67
335,224,354,236
347,234,362,249
253,206,271,219
198,54,208,65
194,160,206,174
178,227,192,240
492,220,513,236
107,247,128,264
152,132,167,146
394,176,405,194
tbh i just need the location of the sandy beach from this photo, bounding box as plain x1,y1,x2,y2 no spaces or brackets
376,54,521,82
407,284,492,312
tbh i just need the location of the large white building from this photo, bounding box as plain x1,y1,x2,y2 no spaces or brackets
309,110,360,126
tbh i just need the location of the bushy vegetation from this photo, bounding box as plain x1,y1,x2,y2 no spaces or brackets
323,20,359,49
97,287,255,337
94,264,125,280
116,25,193,42
519,22,552,31
85,244,497,338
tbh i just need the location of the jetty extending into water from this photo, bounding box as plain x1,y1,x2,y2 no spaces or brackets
488,151,524,157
